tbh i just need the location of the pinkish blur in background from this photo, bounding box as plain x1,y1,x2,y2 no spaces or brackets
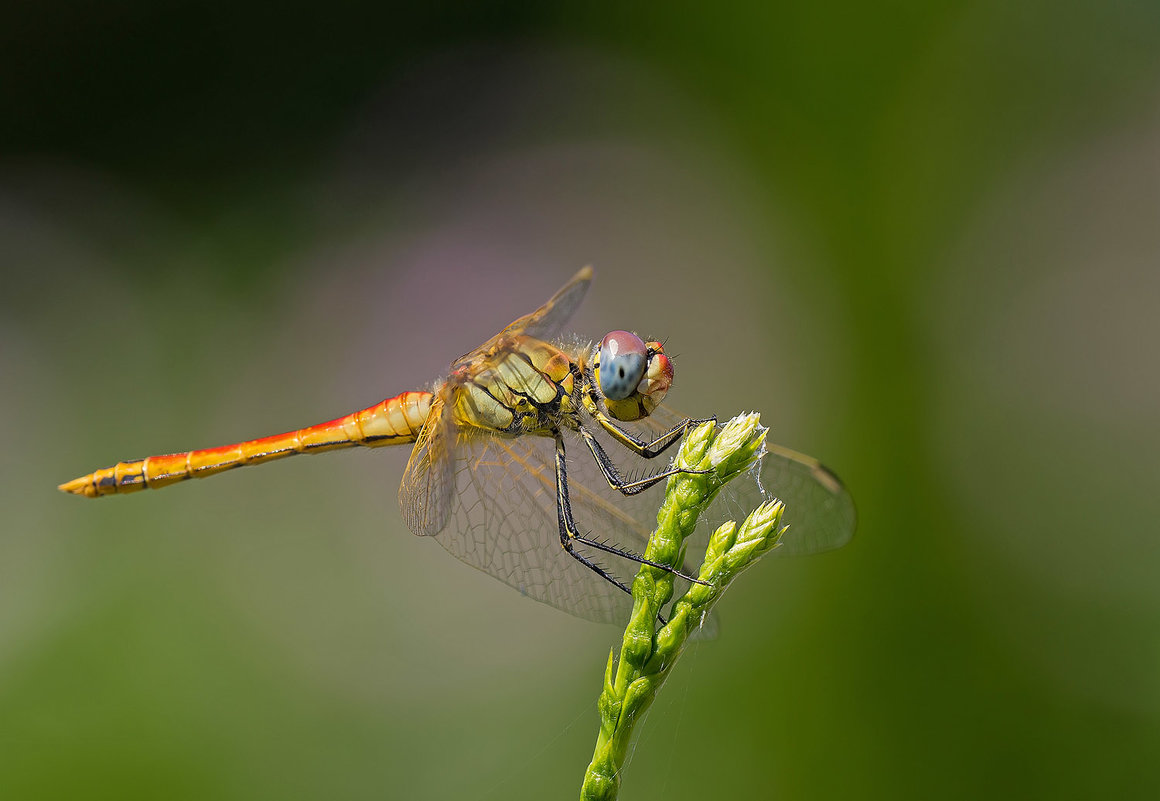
2,5,1159,800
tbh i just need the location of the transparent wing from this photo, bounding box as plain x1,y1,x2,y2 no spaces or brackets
412,422,690,625
750,441,857,555
627,405,857,556
399,393,456,537
497,266,592,342
401,396,853,625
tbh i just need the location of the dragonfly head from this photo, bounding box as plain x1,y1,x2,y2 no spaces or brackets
593,331,673,421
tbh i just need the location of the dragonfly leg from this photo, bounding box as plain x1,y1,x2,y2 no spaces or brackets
554,433,709,588
553,433,633,598
580,392,715,460
577,425,707,496
608,412,716,458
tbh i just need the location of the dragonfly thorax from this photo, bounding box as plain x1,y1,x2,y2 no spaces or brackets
448,337,579,436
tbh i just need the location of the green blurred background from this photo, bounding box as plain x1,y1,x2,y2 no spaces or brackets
3,2,1159,799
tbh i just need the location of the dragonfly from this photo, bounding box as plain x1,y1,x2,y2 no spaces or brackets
59,267,855,623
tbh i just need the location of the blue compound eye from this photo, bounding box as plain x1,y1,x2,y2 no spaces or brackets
598,330,648,401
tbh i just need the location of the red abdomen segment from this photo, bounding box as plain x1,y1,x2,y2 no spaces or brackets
58,391,433,498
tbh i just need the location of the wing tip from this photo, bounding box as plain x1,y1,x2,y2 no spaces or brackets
812,461,846,495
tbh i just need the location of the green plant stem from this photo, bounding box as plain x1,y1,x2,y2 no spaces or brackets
580,413,786,801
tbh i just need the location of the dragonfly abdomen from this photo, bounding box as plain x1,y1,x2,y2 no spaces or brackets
58,391,433,498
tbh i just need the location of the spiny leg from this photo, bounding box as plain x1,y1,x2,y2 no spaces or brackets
553,432,708,592
553,432,632,599
580,379,715,458
595,409,717,458
577,425,707,496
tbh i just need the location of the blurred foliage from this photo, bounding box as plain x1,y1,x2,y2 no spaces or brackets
2,1,1159,800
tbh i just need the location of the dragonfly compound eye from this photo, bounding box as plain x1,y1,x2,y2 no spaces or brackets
597,330,648,401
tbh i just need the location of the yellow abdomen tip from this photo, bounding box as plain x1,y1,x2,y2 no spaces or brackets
58,476,97,498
